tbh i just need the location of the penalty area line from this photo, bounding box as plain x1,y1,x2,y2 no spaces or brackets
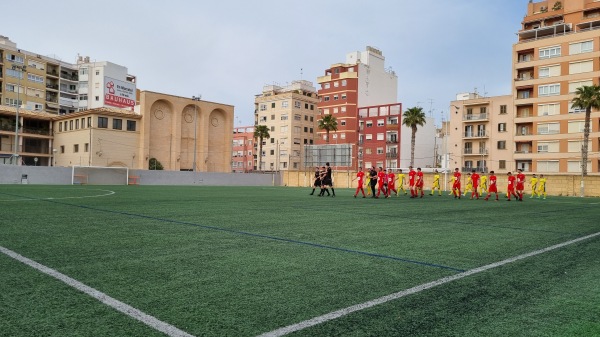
0,246,195,337
257,231,600,337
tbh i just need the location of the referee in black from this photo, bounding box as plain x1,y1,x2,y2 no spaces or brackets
369,166,378,197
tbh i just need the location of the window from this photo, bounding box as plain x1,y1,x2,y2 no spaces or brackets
500,105,507,114
260,104,267,111
6,69,24,79
294,138,301,144
567,161,591,173
340,120,346,126
86,117,91,128
59,123,63,132
377,119,384,127
377,148,384,154
74,144,79,153
270,126,275,132
537,161,559,173
303,127,308,132
60,145,65,154
127,120,136,131
568,121,585,133
80,68,88,75
281,114,288,121
310,116,314,122
537,122,560,134
366,134,373,140
69,120,73,130
538,103,560,116
259,116,267,122
6,53,25,63
340,133,346,139
341,106,346,113
295,101,301,108
569,60,593,74
537,141,559,153
84,143,89,152
376,133,384,141
569,40,593,55
294,126,301,133
324,83,331,89
4,98,22,107
365,148,372,154
497,139,506,149
366,121,373,128
98,117,108,128
499,160,506,169
324,96,330,102
333,107,338,114
538,84,560,96
271,115,275,120
539,65,560,78
271,102,275,108
75,119,79,129
113,119,122,130
95,96,100,101
539,46,561,59
568,140,591,152
270,149,275,155
282,101,288,108
294,114,301,121
27,74,44,83
498,123,507,132
333,81,339,87
570,103,586,114
341,93,347,100
569,80,593,93
333,95,339,101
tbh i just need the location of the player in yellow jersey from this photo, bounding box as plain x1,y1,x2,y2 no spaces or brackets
537,174,547,199
448,175,456,195
396,169,408,196
529,174,538,198
479,171,488,198
463,173,473,196
429,169,442,196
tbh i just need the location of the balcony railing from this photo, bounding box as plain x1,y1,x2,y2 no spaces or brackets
461,167,488,173
463,113,488,121
463,132,489,138
386,153,398,159
386,139,399,144
22,127,51,136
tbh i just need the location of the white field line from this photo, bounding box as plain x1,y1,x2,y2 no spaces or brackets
0,246,195,337
258,231,600,337
0,189,115,202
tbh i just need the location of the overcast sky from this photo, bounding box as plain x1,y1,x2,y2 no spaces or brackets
4,0,527,127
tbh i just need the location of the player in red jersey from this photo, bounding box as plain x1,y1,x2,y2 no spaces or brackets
376,167,387,198
506,171,519,201
484,171,499,201
516,169,525,201
353,167,366,198
470,169,480,199
408,166,417,198
452,168,462,199
386,170,397,198
416,167,425,198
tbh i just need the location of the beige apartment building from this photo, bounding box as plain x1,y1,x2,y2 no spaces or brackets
254,80,319,171
449,94,515,173
514,0,600,174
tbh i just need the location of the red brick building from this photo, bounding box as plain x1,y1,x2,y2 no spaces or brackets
358,103,402,170
232,126,254,173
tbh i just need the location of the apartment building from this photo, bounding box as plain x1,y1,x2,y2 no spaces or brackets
0,36,135,115
232,126,254,173
513,0,600,173
0,106,54,166
357,103,402,169
254,80,319,171
449,94,515,173
315,46,399,169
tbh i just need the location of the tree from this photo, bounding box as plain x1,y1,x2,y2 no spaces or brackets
402,107,427,167
571,85,600,176
318,114,338,143
148,158,164,170
253,125,270,171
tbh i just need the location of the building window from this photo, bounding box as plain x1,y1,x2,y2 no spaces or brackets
74,144,79,153
270,126,275,132
499,160,506,169
539,46,561,59
538,84,560,97
84,143,89,152
127,120,136,131
75,119,80,129
569,40,593,55
324,83,330,89
310,104,314,110
95,96,100,101
98,116,108,128
282,101,288,108
270,149,275,155
281,114,288,121
366,121,373,128
324,96,330,102
341,80,347,86
87,117,92,127
498,123,507,132
113,119,122,130
340,120,346,126
60,145,65,154
377,119,384,127
294,114,301,121
69,120,73,130
295,101,301,108
271,115,275,120
497,141,506,149
333,95,339,101
260,104,267,111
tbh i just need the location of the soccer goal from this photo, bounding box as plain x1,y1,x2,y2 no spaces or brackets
71,166,129,185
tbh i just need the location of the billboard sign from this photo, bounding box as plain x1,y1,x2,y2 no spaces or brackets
104,76,136,109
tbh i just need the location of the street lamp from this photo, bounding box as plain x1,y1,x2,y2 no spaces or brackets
11,64,26,165
192,95,201,172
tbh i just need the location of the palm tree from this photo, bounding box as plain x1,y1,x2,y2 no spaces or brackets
402,107,427,167
253,125,270,171
318,114,338,143
571,85,600,176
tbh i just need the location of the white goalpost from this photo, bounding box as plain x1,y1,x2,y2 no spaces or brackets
71,166,129,185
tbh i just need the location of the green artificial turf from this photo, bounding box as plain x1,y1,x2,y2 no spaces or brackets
0,185,598,337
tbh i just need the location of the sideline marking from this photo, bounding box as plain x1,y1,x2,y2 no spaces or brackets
0,245,195,337
0,189,115,202
257,231,600,337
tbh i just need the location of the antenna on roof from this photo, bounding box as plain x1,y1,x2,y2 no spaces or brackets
300,68,303,80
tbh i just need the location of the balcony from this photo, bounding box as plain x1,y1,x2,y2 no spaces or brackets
463,131,489,139
518,23,572,42
46,83,59,90
386,123,399,130
386,138,399,144
386,152,398,159
463,149,489,156
463,113,488,121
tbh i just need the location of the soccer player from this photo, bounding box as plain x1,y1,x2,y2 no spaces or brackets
318,166,330,196
396,169,408,196
369,167,378,197
537,174,547,199
463,173,473,197
516,169,525,201
376,167,387,198
470,169,480,199
430,169,442,196
479,171,488,198
323,162,336,197
452,168,462,199
484,171,499,201
386,170,397,198
408,166,417,198
506,171,519,201
416,167,425,198
530,174,538,198
310,166,321,195
353,167,366,198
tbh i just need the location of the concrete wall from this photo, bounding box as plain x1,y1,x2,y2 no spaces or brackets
0,165,280,186
282,170,600,197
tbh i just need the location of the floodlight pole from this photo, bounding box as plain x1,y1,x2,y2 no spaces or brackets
12,64,26,165
192,95,201,172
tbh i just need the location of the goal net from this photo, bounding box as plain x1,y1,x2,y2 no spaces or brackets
71,166,129,185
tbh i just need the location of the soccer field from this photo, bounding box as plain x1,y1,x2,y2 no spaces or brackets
0,185,599,337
